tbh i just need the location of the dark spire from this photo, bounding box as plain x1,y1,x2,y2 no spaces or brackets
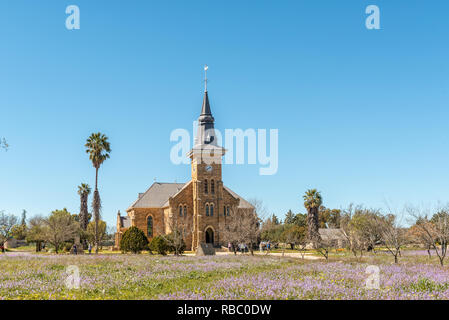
196,90,216,146
195,65,216,146
200,91,212,116
189,65,226,158
200,65,212,119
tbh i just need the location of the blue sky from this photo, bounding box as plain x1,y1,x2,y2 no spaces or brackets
1,1,448,227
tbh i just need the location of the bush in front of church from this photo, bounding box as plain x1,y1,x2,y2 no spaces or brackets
166,231,186,255
120,226,149,254
149,236,170,255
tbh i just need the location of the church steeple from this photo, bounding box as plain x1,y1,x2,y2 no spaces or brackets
195,65,217,147
200,91,212,116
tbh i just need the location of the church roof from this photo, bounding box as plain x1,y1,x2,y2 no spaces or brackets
127,182,254,210
223,186,254,209
162,181,192,207
127,182,186,210
318,228,346,241
120,216,131,228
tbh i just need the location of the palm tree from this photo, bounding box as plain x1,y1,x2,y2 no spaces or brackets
85,132,111,253
303,189,322,244
77,183,91,230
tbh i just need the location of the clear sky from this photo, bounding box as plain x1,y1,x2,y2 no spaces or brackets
1,1,449,227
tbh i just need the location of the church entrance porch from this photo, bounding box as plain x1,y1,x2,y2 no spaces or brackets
205,227,214,245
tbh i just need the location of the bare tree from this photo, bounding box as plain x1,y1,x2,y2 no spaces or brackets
221,198,268,256
0,211,18,248
341,204,383,257
240,198,268,255
220,207,243,255
340,204,368,257
313,236,334,261
376,213,406,264
157,212,193,256
297,236,308,259
408,206,449,266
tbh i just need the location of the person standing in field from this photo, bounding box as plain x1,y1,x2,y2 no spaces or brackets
88,243,92,254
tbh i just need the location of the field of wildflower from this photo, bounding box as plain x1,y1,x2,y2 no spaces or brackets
1,251,449,300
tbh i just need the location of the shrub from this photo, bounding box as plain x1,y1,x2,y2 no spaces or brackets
166,232,186,255
63,242,73,252
149,236,170,255
120,226,149,254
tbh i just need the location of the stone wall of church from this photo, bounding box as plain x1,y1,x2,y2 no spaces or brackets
130,208,165,242
167,182,194,250
195,185,240,247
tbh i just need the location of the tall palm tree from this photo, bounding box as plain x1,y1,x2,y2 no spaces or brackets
77,183,91,230
303,189,322,243
85,132,111,253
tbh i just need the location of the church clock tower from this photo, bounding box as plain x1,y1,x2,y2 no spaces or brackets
188,65,226,251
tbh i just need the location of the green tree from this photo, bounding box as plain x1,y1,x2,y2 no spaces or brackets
11,224,27,240
0,211,18,247
120,226,149,254
284,210,295,225
85,132,111,254
281,225,306,249
77,183,91,231
86,220,107,248
293,213,307,228
44,209,79,254
26,216,46,252
149,235,170,255
20,210,27,226
261,222,285,243
303,189,322,244
430,210,449,225
319,207,341,228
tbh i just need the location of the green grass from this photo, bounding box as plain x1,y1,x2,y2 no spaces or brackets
0,253,295,299
2,247,448,300
8,244,36,252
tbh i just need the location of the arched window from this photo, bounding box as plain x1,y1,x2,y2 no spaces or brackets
210,204,214,217
226,206,230,216
224,206,226,216
179,205,183,217
205,204,209,216
204,180,208,194
211,180,215,194
147,216,153,237
183,205,187,217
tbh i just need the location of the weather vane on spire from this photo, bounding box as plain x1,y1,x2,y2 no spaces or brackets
204,64,209,92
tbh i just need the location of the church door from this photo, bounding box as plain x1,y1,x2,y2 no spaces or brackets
205,228,214,244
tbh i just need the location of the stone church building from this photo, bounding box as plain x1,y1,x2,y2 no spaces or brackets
115,84,254,251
